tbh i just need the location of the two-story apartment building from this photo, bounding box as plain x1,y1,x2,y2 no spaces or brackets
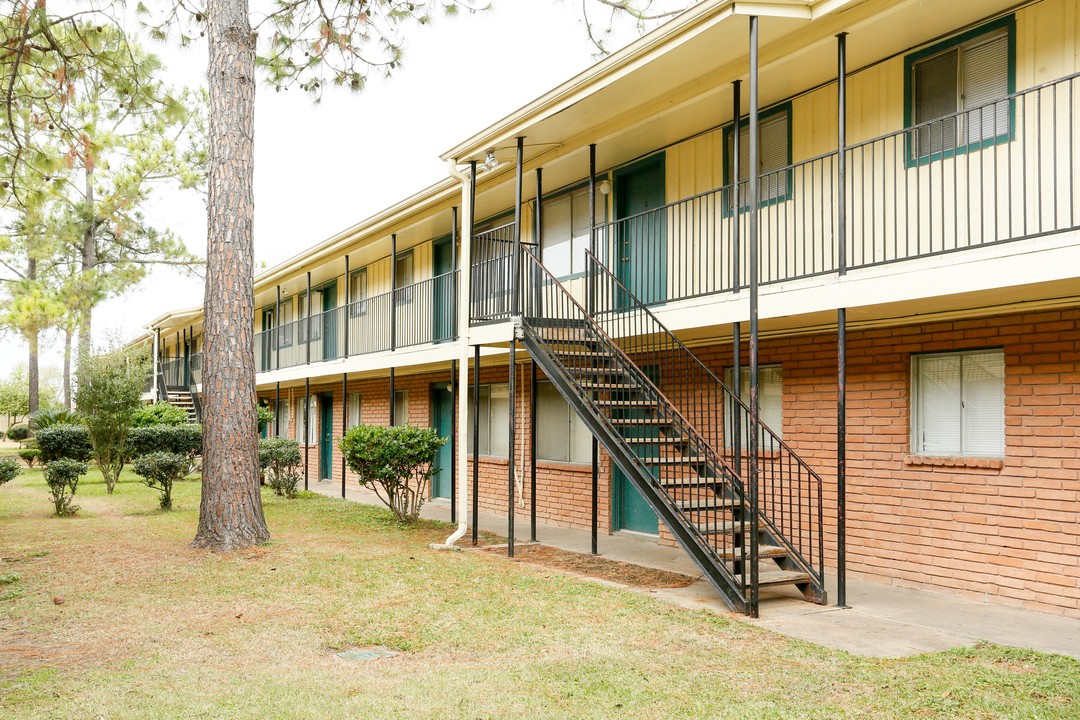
140,0,1080,618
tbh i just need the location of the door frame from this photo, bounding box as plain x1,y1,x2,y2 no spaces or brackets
320,280,338,360
318,392,335,480
429,384,454,499
432,235,454,343
613,153,667,307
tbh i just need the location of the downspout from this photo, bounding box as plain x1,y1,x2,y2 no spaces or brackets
442,158,473,547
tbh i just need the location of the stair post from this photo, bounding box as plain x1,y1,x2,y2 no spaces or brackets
747,14,761,618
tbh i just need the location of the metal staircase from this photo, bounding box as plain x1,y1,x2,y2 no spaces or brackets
519,248,826,615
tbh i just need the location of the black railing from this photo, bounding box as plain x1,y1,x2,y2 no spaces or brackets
190,352,202,386
162,357,186,388
470,222,522,324
254,272,459,373
591,72,1080,305
584,251,825,602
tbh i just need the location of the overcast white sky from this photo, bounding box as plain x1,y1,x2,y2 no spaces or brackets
0,0,647,378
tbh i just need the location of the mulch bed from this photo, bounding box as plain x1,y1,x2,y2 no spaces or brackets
481,543,698,589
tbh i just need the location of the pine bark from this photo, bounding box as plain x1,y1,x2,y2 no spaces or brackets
27,257,38,415
63,325,72,410
78,167,95,368
192,0,269,550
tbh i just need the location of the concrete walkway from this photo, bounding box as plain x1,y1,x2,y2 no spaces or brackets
305,478,1080,659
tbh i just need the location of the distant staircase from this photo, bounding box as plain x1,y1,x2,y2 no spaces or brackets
520,249,826,615
166,390,200,424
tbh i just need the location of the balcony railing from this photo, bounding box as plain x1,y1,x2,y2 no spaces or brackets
254,271,459,373
470,222,530,324
589,72,1080,305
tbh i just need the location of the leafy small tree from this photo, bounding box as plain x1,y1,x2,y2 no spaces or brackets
74,346,152,494
339,425,447,523
132,452,188,510
0,458,20,487
29,409,83,433
6,423,29,445
44,459,86,516
35,424,93,463
132,402,189,428
259,438,303,499
257,405,275,434
18,448,39,468
0,368,30,428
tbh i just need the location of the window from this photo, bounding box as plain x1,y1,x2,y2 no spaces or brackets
536,381,592,463
393,390,409,426
275,399,290,438
912,350,1004,457
349,268,368,317
347,392,362,429
907,20,1013,159
540,186,607,278
297,292,322,342
724,365,783,448
276,298,294,348
394,251,414,304
296,395,317,444
725,105,791,206
466,383,510,457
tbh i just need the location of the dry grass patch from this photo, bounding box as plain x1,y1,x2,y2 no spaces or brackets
482,543,698,589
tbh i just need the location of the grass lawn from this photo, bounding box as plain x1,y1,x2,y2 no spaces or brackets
1,469,1077,719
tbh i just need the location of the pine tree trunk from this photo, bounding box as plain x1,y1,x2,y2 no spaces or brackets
192,0,269,550
27,257,39,415
63,324,72,411
78,167,95,368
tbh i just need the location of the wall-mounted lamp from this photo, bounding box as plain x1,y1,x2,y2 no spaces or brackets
598,179,612,195
484,149,498,171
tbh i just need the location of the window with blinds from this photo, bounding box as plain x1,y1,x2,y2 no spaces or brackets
912,350,1005,457
466,383,510,457
393,390,409,427
347,393,362,429
275,399,290,438
723,365,783,449
726,106,791,207
540,186,607,278
536,381,592,464
910,25,1011,158
295,395,318,445
349,268,368,317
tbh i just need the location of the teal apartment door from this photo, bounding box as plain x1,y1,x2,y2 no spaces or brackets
321,281,338,360
614,154,667,306
430,385,454,499
432,236,454,343
319,393,334,480
612,364,659,534
260,307,275,371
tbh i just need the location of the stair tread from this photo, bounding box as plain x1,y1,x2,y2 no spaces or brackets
719,545,788,560
610,417,669,425
641,456,707,465
580,382,638,390
660,476,719,487
756,570,811,587
698,520,745,534
626,436,686,444
676,498,738,510
595,400,657,407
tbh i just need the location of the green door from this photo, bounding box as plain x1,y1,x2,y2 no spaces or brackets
260,307,275,371
432,235,454,343
319,393,334,481
614,154,667,306
612,364,659,534
321,281,338,360
430,385,453,499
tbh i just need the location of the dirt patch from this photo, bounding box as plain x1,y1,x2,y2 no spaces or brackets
483,544,698,589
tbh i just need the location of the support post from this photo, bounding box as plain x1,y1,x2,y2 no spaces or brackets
390,234,397,351
303,377,310,490
472,344,480,546
732,79,742,294
587,144,597,315
389,367,396,426
450,359,457,523
305,272,312,365
152,328,161,402
341,372,347,499
507,338,516,557
837,31,849,609
530,359,537,542
275,285,281,370
451,206,459,338
512,137,524,316
275,382,280,437
344,255,350,359
747,14,761,619
591,437,598,555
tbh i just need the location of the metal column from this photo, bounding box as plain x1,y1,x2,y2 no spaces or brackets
472,345,480,546
341,372,347,498
747,14,762,619
303,377,310,490
836,31,849,609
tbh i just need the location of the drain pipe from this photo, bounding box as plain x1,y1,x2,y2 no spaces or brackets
441,158,474,548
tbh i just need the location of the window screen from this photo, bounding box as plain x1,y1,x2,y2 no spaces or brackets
540,186,607,278
913,350,1004,457
347,393,362,429
536,381,592,464
393,390,409,427
466,384,510,457
724,365,783,449
727,108,790,205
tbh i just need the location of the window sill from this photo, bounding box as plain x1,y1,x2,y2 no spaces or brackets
904,455,1004,470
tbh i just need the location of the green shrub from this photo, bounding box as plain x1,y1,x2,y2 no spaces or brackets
128,424,202,458
257,405,275,433
36,424,93,463
339,424,447,523
259,437,303,499
6,423,29,444
132,402,189,428
44,458,86,516
18,448,40,468
0,458,21,486
132,451,188,510
28,409,83,433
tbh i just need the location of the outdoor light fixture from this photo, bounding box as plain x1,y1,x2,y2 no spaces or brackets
599,179,612,195
484,149,498,171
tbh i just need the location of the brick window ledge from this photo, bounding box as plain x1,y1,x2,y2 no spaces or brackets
904,455,1004,470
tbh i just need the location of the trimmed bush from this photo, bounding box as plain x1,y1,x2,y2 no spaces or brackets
128,425,202,458
36,424,93,463
0,458,21,486
28,409,83,433
339,424,447,523
132,452,188,510
44,459,86,516
132,402,189,428
259,438,303,499
6,423,29,444
257,405,275,433
18,448,40,468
